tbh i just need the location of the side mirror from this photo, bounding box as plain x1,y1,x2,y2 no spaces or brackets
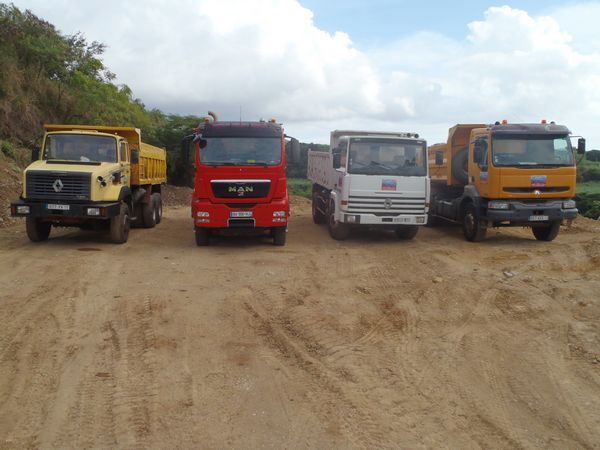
290,138,301,164
577,138,586,155
31,148,40,162
332,152,342,169
131,149,140,164
435,150,444,166
181,135,194,163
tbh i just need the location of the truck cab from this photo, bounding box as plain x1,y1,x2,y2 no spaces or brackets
308,131,429,240
184,118,289,246
11,125,166,243
429,121,583,241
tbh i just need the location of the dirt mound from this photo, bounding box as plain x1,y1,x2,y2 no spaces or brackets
161,185,192,207
0,152,25,227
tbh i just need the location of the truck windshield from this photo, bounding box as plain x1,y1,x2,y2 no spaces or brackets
347,138,427,176
44,134,117,163
492,135,574,167
200,137,282,166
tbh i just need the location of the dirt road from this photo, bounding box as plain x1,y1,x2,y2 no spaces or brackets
1,197,599,449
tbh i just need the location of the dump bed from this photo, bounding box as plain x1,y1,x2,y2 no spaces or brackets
307,150,336,190
43,124,166,186
427,124,486,186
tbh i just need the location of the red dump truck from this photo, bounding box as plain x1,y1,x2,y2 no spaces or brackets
182,113,289,246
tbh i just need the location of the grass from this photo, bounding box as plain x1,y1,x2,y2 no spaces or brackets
576,182,600,195
288,178,311,199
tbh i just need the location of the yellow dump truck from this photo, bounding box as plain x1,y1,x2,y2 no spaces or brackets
428,121,584,241
11,125,166,243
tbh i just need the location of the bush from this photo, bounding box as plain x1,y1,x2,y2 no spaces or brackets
1,141,14,158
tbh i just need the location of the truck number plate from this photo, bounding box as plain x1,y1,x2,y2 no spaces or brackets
393,216,412,223
529,215,549,221
230,211,253,218
47,204,70,211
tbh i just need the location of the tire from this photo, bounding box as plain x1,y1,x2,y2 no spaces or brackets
109,202,130,244
26,217,51,242
532,221,561,241
327,199,350,240
462,203,487,242
312,191,326,224
195,227,210,246
451,147,469,184
272,227,287,246
152,193,162,225
131,204,144,228
141,198,156,228
395,225,419,240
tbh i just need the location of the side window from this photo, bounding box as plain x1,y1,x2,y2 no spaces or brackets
473,138,488,165
339,140,348,166
120,142,128,162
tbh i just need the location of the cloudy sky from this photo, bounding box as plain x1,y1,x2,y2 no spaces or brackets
11,0,600,147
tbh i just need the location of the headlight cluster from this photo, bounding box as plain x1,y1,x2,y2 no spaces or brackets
488,201,510,210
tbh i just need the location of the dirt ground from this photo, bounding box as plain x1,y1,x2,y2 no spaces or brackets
0,196,599,449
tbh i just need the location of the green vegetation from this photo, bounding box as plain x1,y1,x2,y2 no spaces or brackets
288,178,312,199
575,154,600,218
1,141,14,158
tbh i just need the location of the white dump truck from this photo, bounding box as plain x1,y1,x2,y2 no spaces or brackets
307,130,429,240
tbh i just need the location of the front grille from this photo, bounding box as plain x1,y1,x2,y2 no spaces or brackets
347,195,426,215
504,187,570,193
26,171,91,200
211,180,271,199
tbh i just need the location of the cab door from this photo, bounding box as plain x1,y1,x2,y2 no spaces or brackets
469,133,491,197
119,140,131,187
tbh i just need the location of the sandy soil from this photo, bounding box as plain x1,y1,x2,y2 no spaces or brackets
0,197,599,449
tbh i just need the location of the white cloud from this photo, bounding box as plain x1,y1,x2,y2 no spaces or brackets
9,1,600,147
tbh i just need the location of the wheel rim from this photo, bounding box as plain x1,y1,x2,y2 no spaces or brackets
465,211,475,236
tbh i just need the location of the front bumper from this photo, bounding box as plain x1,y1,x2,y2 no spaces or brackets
192,198,289,229
485,200,578,223
340,212,427,226
10,199,121,219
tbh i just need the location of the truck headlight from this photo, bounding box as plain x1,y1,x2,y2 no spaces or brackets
488,201,510,210
563,200,576,209
273,211,286,217
17,205,30,214
87,207,101,216
196,211,210,217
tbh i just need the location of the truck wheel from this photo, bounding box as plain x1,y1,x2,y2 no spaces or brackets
152,193,163,225
462,203,487,242
110,202,130,244
532,221,561,241
131,204,144,228
195,227,210,246
272,227,287,246
395,225,419,240
26,217,51,242
451,147,469,184
141,199,156,228
312,191,326,224
327,200,350,240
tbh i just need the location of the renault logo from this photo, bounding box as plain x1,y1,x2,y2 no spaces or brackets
384,198,393,209
534,190,542,198
52,179,64,193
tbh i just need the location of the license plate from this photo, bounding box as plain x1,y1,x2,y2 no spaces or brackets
230,211,253,218
47,204,70,211
529,215,549,221
393,216,412,223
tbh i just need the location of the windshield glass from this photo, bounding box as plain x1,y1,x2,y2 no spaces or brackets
199,137,281,166
44,134,117,163
492,135,573,167
347,138,426,176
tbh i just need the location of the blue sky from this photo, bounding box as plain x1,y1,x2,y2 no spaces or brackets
301,1,569,45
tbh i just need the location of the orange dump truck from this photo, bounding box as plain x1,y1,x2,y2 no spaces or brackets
428,121,584,241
